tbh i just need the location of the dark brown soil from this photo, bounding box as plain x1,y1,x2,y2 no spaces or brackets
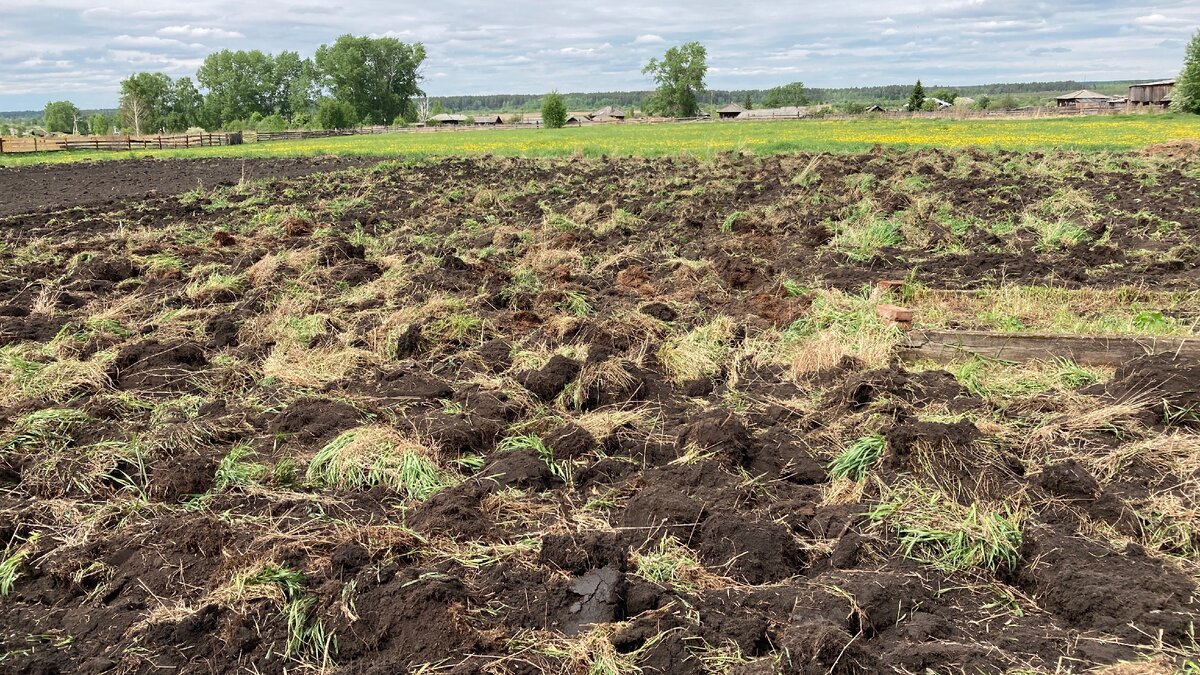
2,150,1199,674
0,156,379,218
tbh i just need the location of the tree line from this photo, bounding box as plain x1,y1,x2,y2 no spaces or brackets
40,34,427,135
33,30,1200,135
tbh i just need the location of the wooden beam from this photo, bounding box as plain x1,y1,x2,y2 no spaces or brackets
900,329,1200,367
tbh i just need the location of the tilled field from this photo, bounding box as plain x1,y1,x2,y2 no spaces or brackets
2,149,1200,674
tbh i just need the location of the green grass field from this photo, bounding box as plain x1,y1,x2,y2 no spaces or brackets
3,115,1199,166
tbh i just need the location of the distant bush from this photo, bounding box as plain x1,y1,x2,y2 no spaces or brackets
257,114,287,131
542,92,567,129
990,94,1019,111
315,99,359,130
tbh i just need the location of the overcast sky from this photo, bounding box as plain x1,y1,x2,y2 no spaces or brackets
2,0,1197,111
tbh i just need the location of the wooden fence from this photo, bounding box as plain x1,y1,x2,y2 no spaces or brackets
0,132,243,154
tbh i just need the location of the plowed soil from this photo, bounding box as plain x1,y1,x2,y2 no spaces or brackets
2,149,1200,674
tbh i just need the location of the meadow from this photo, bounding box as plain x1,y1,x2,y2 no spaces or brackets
3,114,1200,167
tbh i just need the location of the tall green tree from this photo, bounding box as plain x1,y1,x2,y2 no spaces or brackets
762,82,808,107
43,100,79,133
164,77,202,131
120,72,173,133
87,113,114,136
1175,30,1200,114
907,80,926,112
541,91,567,128
642,41,707,117
197,50,274,125
315,35,426,124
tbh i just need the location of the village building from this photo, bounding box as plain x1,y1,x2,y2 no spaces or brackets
716,103,745,119
736,106,812,119
590,106,626,121
1128,80,1174,108
429,113,468,125
1055,90,1111,109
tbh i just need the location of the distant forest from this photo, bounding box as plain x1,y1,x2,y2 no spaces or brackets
427,80,1146,113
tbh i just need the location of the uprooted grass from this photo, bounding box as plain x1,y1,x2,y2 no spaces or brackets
306,427,458,499
827,433,887,481
788,288,903,378
868,481,1025,573
632,537,737,593
657,315,739,385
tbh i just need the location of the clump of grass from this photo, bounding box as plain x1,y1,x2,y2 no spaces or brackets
219,563,335,667
213,444,268,491
869,482,1023,572
427,312,485,343
273,314,331,349
507,625,640,675
721,210,750,233
0,533,40,596
497,433,570,481
1030,217,1089,252
788,289,902,377
831,202,902,261
559,290,592,317
186,271,245,304
0,347,111,404
1,408,90,454
261,344,370,387
828,433,886,481
1053,357,1100,389
658,315,738,385
307,427,456,499
632,537,731,593
284,594,335,666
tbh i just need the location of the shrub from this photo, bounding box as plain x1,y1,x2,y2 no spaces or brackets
315,99,359,130
542,91,567,129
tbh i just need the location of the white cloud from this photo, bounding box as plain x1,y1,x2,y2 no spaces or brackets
2,0,1199,109
109,35,205,50
159,25,245,39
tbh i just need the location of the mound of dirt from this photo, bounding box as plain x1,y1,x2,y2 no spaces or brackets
111,339,209,393
1089,353,1200,426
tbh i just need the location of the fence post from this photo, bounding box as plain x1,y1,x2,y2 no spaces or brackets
0,137,4,153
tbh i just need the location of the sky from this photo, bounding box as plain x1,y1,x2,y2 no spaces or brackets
1,0,1198,111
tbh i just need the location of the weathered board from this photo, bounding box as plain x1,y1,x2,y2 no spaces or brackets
900,329,1200,366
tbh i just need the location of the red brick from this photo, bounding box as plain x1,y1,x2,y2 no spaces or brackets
876,304,914,323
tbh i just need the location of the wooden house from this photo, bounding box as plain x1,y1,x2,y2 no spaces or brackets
716,103,745,119
1128,80,1174,108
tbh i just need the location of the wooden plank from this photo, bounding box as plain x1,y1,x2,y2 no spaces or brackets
900,329,1200,367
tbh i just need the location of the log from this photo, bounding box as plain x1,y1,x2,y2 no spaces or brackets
900,329,1200,367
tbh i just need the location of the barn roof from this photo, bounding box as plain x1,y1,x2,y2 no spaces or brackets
430,113,467,122
1056,89,1109,100
717,103,745,113
591,106,625,117
1133,80,1176,87
736,106,811,119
